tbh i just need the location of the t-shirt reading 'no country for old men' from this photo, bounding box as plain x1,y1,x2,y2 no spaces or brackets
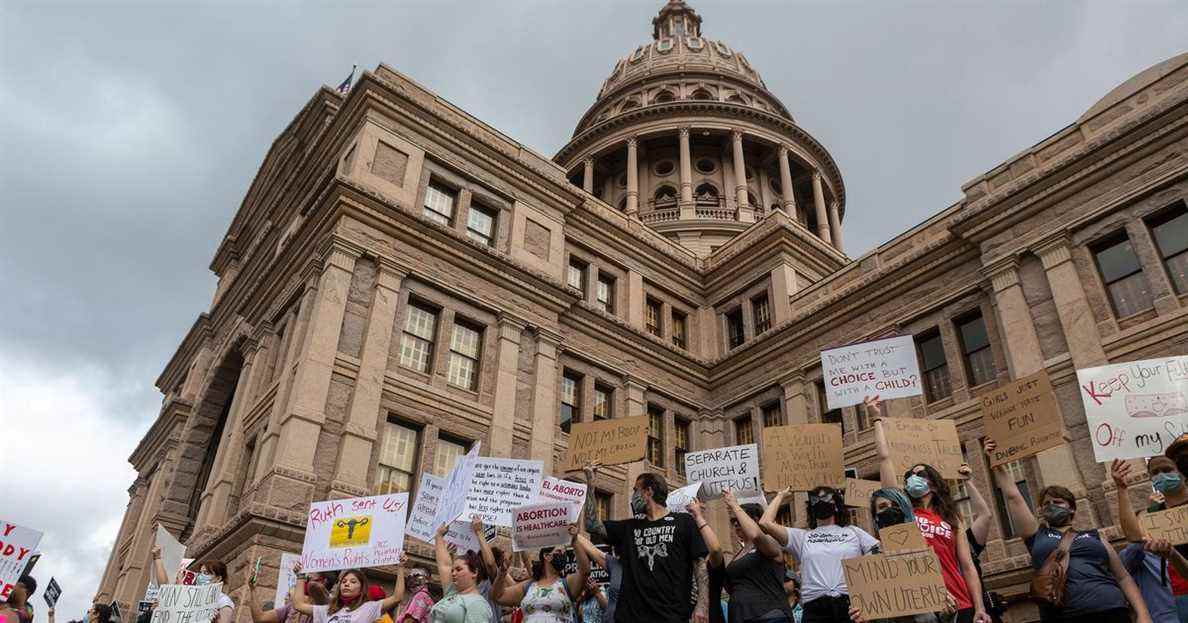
604,512,708,623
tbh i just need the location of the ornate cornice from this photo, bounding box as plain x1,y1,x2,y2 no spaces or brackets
1033,235,1074,270
982,257,1022,293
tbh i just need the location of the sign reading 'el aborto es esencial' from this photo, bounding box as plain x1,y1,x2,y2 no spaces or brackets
1076,356,1188,462
981,370,1064,467
762,424,843,491
301,492,408,572
561,415,649,471
821,336,923,410
683,444,760,499
881,417,964,479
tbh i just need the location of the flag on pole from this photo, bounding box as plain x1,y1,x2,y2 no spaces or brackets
336,64,357,94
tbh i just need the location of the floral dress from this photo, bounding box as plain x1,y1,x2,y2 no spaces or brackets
520,579,573,623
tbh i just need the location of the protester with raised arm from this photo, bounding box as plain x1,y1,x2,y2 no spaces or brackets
245,563,333,623
1112,457,1188,622
470,517,509,623
707,489,796,623
572,532,621,623
491,524,588,623
428,524,494,623
954,463,1003,623
290,560,403,623
581,462,709,623
983,439,1150,623
396,568,435,623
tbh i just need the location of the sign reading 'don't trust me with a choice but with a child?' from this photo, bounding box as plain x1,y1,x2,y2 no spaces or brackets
301,492,408,573
1076,356,1188,462
821,336,923,410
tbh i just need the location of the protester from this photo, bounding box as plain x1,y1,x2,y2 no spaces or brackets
954,464,1004,623
783,575,802,623
758,484,876,623
290,561,405,623
151,547,235,623
582,463,709,623
491,524,588,622
1112,457,1188,623
572,533,620,623
84,605,111,623
701,489,795,623
1,575,36,623
430,523,494,623
984,439,1151,623
872,399,989,623
1168,435,1188,482
396,568,435,623
246,564,334,623
574,577,607,623
470,518,511,623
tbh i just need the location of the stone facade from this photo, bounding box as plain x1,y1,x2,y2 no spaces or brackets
94,3,1188,622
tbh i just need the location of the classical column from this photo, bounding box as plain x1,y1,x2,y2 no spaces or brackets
195,341,262,533
678,127,693,205
731,130,751,220
811,171,833,244
778,147,796,214
582,158,594,193
626,269,645,330
331,259,406,495
529,328,563,474
769,263,797,324
622,377,648,509
779,373,810,527
1034,236,1108,368
625,138,639,214
489,315,526,456
828,201,844,253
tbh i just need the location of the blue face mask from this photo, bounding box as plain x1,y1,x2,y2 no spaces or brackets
1152,472,1183,493
905,475,931,499
195,573,213,585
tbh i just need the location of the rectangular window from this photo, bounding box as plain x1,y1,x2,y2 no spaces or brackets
376,420,419,492
593,384,612,420
466,203,497,246
675,418,691,476
761,402,784,428
645,298,663,337
775,504,793,527
647,404,665,467
433,436,468,477
1149,204,1188,294
423,183,456,226
596,274,616,314
726,308,745,349
447,320,482,390
916,330,952,402
956,312,996,387
752,294,771,335
399,301,438,373
595,490,612,522
735,415,754,445
672,311,688,349
561,372,581,434
1093,233,1155,317
818,380,845,435
568,258,587,295
992,458,1033,538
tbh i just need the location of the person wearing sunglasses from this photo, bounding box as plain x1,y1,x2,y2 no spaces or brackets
703,489,796,623
758,485,877,623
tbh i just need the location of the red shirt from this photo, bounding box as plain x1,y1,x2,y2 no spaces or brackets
914,508,973,611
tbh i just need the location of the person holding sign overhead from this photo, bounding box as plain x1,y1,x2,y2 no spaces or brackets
290,560,405,623
491,524,588,623
983,439,1152,623
244,564,333,623
871,398,989,623
705,489,797,623
151,548,235,623
1111,456,1188,622
430,524,494,623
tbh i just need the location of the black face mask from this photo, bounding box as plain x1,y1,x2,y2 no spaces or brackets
875,507,905,529
549,555,565,574
811,500,835,520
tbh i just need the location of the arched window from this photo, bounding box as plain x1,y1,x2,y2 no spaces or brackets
695,183,719,202
691,89,713,101
654,90,675,103
726,94,747,104
654,185,678,204
621,98,640,112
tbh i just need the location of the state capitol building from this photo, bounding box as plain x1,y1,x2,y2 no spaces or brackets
95,2,1188,620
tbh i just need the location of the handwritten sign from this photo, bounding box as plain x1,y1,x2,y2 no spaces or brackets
512,502,574,552
273,553,301,608
684,444,760,500
539,477,588,521
881,417,964,479
464,458,544,527
1141,506,1188,545
877,522,927,554
434,444,481,531
844,479,884,508
762,424,843,491
301,492,408,572
666,481,703,513
444,521,496,552
407,473,445,543
981,370,1064,467
821,336,923,409
843,551,949,619
149,584,222,623
561,415,649,471
1076,356,1188,461
43,578,61,608
0,520,42,602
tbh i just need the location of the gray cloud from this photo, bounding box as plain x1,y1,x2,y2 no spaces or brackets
2,0,1185,619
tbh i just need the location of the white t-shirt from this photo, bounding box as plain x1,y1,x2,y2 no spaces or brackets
311,600,383,623
784,524,879,603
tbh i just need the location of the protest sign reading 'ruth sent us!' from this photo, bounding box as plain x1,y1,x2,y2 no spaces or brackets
821,336,923,410
561,415,649,471
981,370,1064,467
762,424,843,491
301,492,408,572
843,551,949,619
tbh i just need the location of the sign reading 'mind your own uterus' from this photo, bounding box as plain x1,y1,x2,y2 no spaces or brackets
1077,355,1188,462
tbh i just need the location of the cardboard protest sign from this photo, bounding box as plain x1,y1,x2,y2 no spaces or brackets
273,553,301,608
1140,505,1188,545
1076,356,1188,462
512,502,574,552
301,492,408,572
881,417,964,479
539,477,588,521
665,482,703,513
43,577,62,608
434,444,481,531
561,415,649,471
0,519,43,601
843,551,949,619
821,336,923,409
844,479,883,507
684,444,760,499
148,583,222,623
762,424,843,491
464,458,544,527
444,521,496,552
877,522,928,554
981,370,1064,467
407,473,445,543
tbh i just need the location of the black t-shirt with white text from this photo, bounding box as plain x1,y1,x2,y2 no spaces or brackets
605,512,708,623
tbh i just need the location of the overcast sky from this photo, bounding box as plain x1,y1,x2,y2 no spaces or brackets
2,0,1186,619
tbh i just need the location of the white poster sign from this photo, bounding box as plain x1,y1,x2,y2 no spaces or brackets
149,583,223,623
539,477,588,521
1077,356,1188,461
434,444,481,531
444,521,496,552
301,492,409,572
273,553,302,608
0,520,43,602
665,482,703,514
463,458,544,527
683,444,760,499
512,502,574,552
821,335,923,409
407,473,445,544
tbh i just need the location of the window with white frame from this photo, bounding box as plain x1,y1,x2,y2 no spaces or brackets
423,183,456,226
376,420,419,492
433,436,468,476
399,301,438,373
447,320,482,390
467,203,497,246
